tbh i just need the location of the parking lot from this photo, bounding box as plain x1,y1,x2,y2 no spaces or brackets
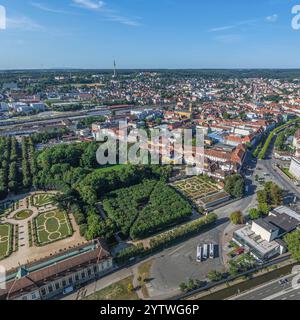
147,221,226,298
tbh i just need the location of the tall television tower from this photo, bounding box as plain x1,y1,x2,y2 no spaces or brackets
113,59,117,78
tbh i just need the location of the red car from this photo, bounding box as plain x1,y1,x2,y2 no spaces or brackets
235,248,245,255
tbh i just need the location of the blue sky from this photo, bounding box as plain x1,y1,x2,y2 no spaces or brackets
0,0,299,69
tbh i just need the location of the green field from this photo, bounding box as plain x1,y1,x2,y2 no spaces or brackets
14,209,33,220
0,224,13,260
32,193,54,207
35,210,73,245
84,276,138,300
173,176,220,200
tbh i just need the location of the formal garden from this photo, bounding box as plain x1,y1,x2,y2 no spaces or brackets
172,175,220,200
0,190,75,262
34,210,73,246
0,223,13,260
31,193,55,208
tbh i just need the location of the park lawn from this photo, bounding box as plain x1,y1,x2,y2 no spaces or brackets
84,276,138,301
33,193,54,207
137,260,153,299
14,210,33,220
0,224,12,260
46,217,60,233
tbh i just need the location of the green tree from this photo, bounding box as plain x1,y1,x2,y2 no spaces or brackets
230,211,244,225
127,283,134,293
179,282,188,293
248,208,261,220
258,203,270,216
257,190,268,204
207,270,223,282
187,279,196,291
85,214,102,240
284,230,300,261
229,261,240,276
224,175,245,198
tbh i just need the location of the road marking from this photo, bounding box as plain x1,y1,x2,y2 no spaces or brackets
168,245,185,256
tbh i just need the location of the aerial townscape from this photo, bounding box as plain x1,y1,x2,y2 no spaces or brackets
1,0,300,308
1,68,300,302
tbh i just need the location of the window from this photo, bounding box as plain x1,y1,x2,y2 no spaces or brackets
48,285,53,293
93,265,98,273
22,296,28,300
81,272,86,279
31,293,37,300
41,288,46,296
68,277,73,284
75,274,79,281
87,269,92,276
55,282,60,290
62,280,67,287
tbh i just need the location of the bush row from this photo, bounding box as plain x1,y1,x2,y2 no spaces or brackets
115,213,218,264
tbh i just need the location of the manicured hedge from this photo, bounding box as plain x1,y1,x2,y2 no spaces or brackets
103,180,192,240
115,213,218,264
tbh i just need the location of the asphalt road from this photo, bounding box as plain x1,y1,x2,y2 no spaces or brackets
231,273,300,300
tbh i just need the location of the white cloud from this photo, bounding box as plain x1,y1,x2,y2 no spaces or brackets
31,2,72,14
72,0,105,10
209,25,236,32
6,16,43,31
209,20,256,33
105,14,140,27
71,0,140,27
266,14,278,22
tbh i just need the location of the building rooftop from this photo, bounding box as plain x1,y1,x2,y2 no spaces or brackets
0,239,111,300
267,206,300,234
234,225,279,256
255,218,278,233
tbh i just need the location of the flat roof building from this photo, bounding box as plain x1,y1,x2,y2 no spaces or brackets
233,206,300,261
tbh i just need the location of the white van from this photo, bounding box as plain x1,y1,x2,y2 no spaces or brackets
203,244,209,260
